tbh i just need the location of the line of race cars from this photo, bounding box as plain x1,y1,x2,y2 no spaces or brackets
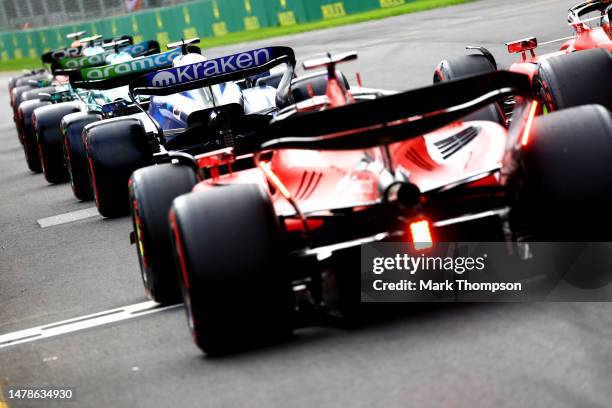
7,0,612,355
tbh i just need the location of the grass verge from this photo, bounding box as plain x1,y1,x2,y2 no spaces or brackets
0,0,475,71
0,57,41,72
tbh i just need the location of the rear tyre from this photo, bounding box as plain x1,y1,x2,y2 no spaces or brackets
33,102,82,184
17,99,50,172
12,72,50,91
535,48,612,112
16,86,57,114
434,54,505,125
518,104,612,240
129,163,198,304
170,184,293,355
61,112,102,200
85,118,152,218
11,85,34,113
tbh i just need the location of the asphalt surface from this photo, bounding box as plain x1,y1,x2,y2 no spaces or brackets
2,0,612,406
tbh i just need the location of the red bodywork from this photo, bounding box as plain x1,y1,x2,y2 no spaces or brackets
508,26,612,82
189,64,520,236
194,122,505,217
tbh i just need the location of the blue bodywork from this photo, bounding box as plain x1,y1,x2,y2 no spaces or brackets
147,76,278,141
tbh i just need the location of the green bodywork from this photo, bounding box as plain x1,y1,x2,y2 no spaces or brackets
79,48,181,80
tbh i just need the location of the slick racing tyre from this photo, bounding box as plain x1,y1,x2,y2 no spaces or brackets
535,48,612,113
10,71,50,92
17,99,50,172
15,86,56,114
434,53,506,126
11,85,34,112
170,184,293,355
518,104,612,240
129,163,198,305
8,75,24,93
61,112,102,201
33,102,81,184
85,117,152,218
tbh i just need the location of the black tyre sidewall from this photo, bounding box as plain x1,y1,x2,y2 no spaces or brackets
34,103,81,184
536,48,612,112
62,112,101,201
18,100,50,173
435,54,505,125
85,118,152,218
170,184,293,355
519,105,612,239
129,163,197,304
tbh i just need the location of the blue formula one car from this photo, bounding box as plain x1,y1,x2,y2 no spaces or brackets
39,43,200,200
81,42,344,220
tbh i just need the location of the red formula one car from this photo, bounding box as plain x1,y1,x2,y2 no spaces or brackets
126,49,612,354
434,0,612,121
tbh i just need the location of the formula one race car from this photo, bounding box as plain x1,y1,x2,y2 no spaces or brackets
8,33,91,119
11,32,136,115
123,47,353,304
59,44,189,199
7,31,88,94
434,0,612,122
10,33,134,115
32,41,163,185
14,34,140,173
122,49,612,354
85,44,340,220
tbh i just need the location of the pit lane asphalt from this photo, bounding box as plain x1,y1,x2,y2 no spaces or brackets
2,0,612,406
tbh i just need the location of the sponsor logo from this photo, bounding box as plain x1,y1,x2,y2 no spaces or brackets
145,48,272,87
51,47,81,60
81,48,182,80
151,71,177,86
124,42,148,57
60,42,150,69
62,53,107,69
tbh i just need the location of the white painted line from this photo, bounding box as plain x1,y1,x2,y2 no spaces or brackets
0,301,182,349
37,207,100,228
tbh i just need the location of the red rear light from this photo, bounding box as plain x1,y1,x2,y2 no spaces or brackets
410,220,433,251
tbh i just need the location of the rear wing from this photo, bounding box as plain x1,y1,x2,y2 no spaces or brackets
41,35,134,65
129,46,296,97
104,35,134,46
42,46,83,64
66,31,87,40
52,41,160,72
261,71,532,151
68,48,183,90
302,51,357,71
